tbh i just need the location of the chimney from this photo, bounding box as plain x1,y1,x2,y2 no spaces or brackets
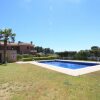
30,41,33,45
18,41,21,45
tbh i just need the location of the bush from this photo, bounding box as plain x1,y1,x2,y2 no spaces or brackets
17,54,58,61
17,54,23,61
22,54,33,58
17,54,33,61
22,57,33,61
33,57,58,60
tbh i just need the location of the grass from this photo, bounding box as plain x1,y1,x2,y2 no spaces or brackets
0,63,100,100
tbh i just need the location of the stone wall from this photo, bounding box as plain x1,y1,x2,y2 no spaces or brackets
0,50,17,63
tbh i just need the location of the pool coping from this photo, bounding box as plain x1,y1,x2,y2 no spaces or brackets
16,60,100,76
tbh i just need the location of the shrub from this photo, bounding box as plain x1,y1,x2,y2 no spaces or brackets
17,54,23,61
22,54,33,58
22,57,33,61
17,55,58,61
33,57,58,60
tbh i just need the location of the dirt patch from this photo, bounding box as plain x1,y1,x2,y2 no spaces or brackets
0,82,32,100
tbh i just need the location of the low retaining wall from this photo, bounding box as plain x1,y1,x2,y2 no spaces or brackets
0,50,17,63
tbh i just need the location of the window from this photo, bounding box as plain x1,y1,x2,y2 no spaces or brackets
27,46,29,49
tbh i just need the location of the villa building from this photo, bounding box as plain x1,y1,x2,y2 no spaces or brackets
0,41,36,63
0,41,35,54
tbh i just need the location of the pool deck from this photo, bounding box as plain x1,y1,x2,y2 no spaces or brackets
16,60,100,76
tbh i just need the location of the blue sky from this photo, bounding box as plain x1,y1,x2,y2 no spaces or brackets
0,0,100,51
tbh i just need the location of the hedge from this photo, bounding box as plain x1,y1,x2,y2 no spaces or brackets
22,57,33,61
22,54,33,58
33,57,58,60
17,54,33,61
17,54,58,61
17,54,23,61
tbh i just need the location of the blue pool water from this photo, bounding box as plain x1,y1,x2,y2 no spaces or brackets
39,61,99,69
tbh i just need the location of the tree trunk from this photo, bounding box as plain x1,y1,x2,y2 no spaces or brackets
4,40,7,64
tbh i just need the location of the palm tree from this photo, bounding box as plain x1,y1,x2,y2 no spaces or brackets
0,28,16,64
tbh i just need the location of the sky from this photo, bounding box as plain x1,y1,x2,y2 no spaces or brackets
0,0,100,51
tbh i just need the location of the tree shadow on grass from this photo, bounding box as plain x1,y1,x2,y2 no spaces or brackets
0,63,7,66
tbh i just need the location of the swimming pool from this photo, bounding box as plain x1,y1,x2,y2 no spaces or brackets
17,60,100,76
39,60,99,69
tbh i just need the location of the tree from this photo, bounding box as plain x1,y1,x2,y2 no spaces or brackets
44,48,50,54
34,46,54,55
34,46,43,53
91,46,99,51
90,46,100,57
74,50,89,60
0,28,16,64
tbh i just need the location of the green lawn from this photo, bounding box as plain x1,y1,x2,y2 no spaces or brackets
0,63,100,100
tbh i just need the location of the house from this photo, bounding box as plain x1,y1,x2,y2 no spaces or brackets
0,41,36,63
0,41,35,54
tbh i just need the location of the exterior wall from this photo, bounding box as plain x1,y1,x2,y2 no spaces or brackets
0,50,17,63
0,42,34,54
19,45,33,54
7,50,17,62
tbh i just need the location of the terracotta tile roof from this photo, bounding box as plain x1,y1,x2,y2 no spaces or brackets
0,42,34,46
